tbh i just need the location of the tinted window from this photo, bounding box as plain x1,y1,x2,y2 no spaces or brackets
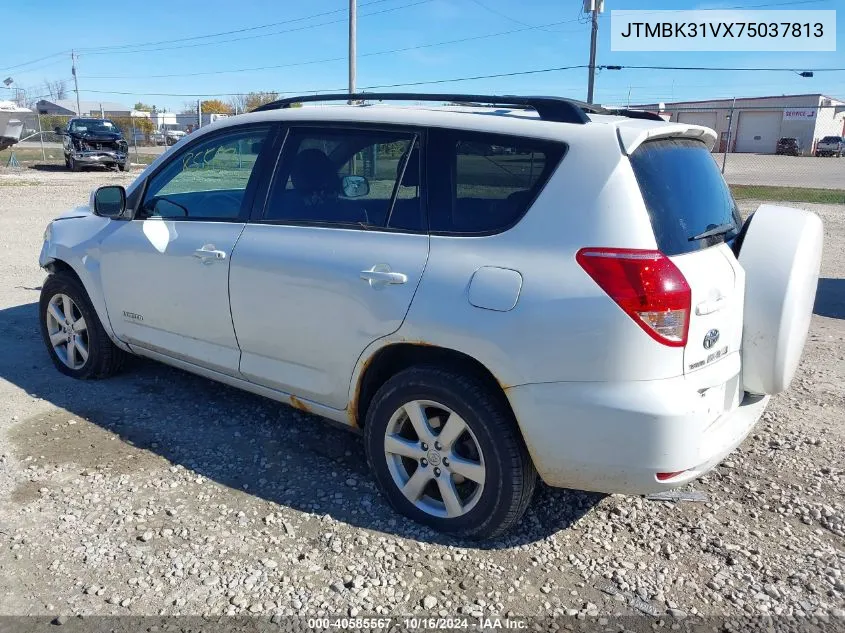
264,127,422,231
429,132,565,234
630,138,741,256
140,127,270,220
821,136,842,142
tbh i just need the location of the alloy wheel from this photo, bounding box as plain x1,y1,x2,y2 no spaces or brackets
383,399,486,519
45,293,89,370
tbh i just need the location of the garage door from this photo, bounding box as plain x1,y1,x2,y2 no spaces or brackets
735,111,782,153
677,111,718,131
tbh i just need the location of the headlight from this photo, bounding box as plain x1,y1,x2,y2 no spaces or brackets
43,222,53,242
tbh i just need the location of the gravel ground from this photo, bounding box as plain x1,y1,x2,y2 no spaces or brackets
0,167,843,620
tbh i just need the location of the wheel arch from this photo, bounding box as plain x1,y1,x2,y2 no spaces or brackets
349,342,514,429
42,256,129,352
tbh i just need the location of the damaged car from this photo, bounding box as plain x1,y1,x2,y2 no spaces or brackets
56,118,129,172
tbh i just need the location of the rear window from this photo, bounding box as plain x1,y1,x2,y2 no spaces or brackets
428,131,566,234
630,138,741,256
821,136,842,142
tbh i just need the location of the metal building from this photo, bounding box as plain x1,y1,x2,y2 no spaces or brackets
631,94,845,155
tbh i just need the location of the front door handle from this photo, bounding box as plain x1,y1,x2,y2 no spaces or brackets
193,244,227,263
360,264,408,288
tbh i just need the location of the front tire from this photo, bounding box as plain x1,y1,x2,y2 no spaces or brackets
117,162,127,172
39,272,126,379
68,156,80,172
364,366,536,539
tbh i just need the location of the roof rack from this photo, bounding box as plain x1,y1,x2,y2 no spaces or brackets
251,93,591,124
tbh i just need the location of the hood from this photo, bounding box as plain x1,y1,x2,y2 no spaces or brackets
70,129,124,141
55,205,92,221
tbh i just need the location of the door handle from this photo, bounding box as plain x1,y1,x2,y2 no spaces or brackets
193,244,227,263
360,265,408,288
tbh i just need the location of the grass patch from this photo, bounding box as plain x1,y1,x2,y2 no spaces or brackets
0,179,37,186
731,184,845,204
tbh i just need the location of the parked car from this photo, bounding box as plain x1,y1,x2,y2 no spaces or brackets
55,118,128,172
37,93,823,539
775,137,802,156
165,130,186,145
814,135,845,157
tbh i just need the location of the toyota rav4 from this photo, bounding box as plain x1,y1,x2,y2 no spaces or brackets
38,93,823,539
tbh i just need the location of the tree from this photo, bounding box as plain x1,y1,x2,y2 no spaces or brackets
44,79,67,100
228,94,248,114
134,102,153,112
244,91,279,111
200,99,234,114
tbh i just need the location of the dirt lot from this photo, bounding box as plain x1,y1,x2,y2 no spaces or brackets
0,167,843,621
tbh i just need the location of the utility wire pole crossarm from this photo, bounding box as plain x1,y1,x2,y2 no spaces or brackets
584,0,604,105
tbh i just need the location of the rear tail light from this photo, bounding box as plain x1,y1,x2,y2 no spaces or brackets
576,248,691,347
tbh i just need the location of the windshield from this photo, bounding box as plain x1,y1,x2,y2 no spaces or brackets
629,138,741,256
70,119,118,133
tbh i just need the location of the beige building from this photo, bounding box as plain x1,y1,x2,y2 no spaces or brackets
632,93,845,155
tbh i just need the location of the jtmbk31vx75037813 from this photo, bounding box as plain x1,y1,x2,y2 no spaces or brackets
38,93,823,539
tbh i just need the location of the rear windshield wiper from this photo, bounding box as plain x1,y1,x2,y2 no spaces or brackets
689,223,737,242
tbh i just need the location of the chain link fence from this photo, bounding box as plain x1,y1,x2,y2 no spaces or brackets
6,110,217,167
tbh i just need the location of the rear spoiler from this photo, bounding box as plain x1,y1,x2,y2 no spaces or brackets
616,123,718,155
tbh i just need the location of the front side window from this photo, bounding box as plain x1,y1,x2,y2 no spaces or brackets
140,126,270,220
264,127,423,231
429,131,566,234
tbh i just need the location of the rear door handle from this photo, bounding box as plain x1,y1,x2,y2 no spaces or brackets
193,244,227,263
360,265,408,288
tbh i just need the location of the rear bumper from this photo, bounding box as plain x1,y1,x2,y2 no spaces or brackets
506,375,769,494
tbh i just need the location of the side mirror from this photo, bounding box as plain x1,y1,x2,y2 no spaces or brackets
92,185,126,218
341,175,370,198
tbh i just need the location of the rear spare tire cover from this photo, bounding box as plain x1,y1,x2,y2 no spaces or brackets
738,204,823,395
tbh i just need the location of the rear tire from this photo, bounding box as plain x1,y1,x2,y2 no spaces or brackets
364,366,536,539
39,272,127,379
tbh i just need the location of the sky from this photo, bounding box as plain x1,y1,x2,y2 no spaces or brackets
1,0,843,112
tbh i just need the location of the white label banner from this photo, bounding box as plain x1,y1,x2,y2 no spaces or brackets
783,108,817,121
611,10,836,52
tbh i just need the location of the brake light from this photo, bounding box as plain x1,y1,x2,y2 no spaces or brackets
576,248,691,347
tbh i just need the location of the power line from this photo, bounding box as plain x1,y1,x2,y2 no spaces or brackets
82,0,432,56
0,51,69,74
609,65,845,72
78,0,397,53
82,18,586,80
73,63,845,100
597,0,830,18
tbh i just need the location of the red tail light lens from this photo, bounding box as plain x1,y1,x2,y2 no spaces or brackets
576,248,691,347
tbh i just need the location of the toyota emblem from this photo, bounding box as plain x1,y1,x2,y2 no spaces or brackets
703,329,720,350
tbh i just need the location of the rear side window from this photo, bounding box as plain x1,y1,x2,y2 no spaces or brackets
429,131,566,234
630,138,741,256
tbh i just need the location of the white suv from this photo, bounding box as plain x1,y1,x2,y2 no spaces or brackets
38,93,823,539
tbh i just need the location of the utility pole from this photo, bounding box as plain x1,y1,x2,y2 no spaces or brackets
71,50,81,116
585,0,604,104
721,97,736,175
348,0,357,102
